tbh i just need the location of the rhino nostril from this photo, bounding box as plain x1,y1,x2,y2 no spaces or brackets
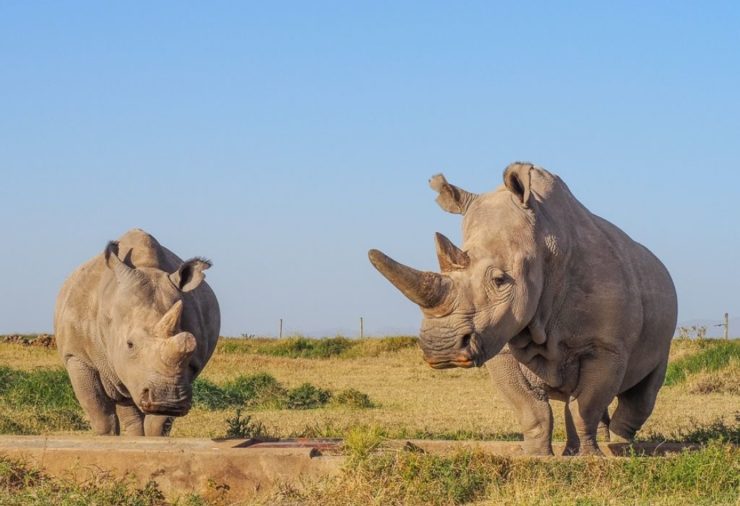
460,334,472,349
141,388,151,403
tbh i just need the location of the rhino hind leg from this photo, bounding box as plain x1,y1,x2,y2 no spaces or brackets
116,404,144,436
485,351,554,456
610,361,668,442
144,415,174,436
65,357,119,435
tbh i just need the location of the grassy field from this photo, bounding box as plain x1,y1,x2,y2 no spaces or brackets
0,335,738,504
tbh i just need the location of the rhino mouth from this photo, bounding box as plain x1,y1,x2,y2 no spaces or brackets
139,387,192,416
422,333,483,369
140,403,191,417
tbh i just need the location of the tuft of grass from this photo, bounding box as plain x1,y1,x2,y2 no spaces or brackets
332,388,375,409
664,340,739,386
344,425,385,462
224,408,271,439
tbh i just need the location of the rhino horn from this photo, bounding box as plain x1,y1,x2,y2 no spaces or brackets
161,331,197,367
434,233,470,272
155,300,183,338
368,249,452,308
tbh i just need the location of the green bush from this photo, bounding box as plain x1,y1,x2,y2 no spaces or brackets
285,383,332,409
332,388,375,408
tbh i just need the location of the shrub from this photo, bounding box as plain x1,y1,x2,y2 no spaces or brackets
285,383,331,409
332,388,375,408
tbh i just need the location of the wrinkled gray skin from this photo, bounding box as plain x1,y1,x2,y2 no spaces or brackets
55,229,220,436
369,164,677,455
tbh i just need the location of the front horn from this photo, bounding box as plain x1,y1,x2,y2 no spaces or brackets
368,249,451,308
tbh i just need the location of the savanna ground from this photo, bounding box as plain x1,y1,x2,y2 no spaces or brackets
0,335,738,505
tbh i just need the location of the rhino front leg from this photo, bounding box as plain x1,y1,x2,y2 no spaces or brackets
144,415,174,436
569,352,626,455
485,350,553,456
116,404,144,436
65,357,119,435
564,403,610,455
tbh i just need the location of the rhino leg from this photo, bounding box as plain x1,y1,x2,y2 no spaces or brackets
485,350,553,456
116,404,144,436
65,357,119,435
144,415,174,436
568,353,627,456
610,361,667,442
564,404,610,455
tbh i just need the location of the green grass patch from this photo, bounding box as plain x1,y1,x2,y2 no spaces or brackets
664,340,739,386
0,454,189,505
291,441,739,505
0,366,89,435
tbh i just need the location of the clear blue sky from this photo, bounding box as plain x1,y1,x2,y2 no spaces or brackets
1,2,738,337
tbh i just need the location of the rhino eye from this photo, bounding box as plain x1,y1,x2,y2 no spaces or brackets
127,340,134,349
493,276,507,288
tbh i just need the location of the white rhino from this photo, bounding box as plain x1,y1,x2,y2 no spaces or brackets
369,163,677,455
55,229,220,436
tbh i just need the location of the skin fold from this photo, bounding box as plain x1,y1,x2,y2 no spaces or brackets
370,164,677,455
55,229,220,436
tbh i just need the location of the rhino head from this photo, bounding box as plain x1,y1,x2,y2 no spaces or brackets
370,163,553,369
102,241,211,416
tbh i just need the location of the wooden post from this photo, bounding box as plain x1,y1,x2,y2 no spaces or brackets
724,313,729,340
279,319,283,339
360,317,364,339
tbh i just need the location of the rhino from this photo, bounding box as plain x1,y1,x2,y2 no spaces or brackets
55,229,220,436
369,163,677,455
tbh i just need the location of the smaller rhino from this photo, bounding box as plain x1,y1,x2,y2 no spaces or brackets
55,229,220,436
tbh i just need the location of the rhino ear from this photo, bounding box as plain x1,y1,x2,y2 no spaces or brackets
104,241,145,286
169,257,211,292
503,162,534,208
429,173,478,215
435,233,469,272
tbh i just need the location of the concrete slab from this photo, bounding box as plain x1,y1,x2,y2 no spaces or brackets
0,436,705,501
0,436,343,501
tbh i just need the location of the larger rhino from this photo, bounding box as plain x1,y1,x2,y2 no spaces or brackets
55,229,220,436
369,163,677,455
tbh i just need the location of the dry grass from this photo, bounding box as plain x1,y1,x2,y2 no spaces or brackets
0,338,737,442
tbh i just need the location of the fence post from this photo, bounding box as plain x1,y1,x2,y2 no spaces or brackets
279,319,283,339
360,317,364,339
724,313,729,340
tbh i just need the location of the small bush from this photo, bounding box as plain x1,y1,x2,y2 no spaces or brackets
285,383,331,409
332,388,375,408
192,378,234,410
223,373,287,407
